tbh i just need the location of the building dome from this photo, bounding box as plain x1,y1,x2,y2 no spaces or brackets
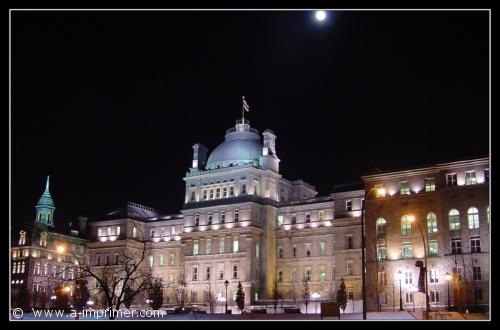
206,121,263,170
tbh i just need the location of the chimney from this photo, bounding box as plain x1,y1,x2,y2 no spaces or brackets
78,216,88,234
192,143,208,169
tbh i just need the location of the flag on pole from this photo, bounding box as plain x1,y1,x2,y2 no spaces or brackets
242,97,250,112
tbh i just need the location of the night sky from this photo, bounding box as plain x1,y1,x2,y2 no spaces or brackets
12,10,489,230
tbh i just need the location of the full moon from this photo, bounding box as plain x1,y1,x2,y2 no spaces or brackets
315,11,326,21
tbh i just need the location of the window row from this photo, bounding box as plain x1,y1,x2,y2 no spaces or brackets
277,210,326,226
375,206,489,238
30,262,76,280
149,226,178,238
192,236,243,255
393,169,489,196
97,226,121,237
194,210,239,226
148,254,176,267
197,184,248,201
191,264,238,281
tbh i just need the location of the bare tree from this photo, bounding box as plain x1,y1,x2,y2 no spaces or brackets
271,276,283,314
61,225,157,319
301,274,311,314
206,281,217,314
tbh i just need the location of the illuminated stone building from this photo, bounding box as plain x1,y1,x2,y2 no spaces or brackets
86,118,363,308
11,176,88,309
363,157,489,312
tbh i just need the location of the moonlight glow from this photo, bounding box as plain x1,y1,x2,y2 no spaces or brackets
315,11,327,21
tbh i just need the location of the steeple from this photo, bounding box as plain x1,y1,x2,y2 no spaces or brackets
35,175,55,228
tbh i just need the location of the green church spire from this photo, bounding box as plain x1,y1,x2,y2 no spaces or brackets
35,175,55,228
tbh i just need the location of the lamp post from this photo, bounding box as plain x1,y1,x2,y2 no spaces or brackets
397,270,403,311
360,186,385,320
224,280,229,314
408,216,430,319
445,272,452,311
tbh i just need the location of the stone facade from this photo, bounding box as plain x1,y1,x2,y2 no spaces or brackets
363,157,489,312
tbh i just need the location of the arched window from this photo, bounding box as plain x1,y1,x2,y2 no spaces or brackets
401,215,412,236
467,207,479,229
37,212,42,222
487,206,490,224
449,209,460,230
47,213,51,224
427,212,438,233
376,218,387,237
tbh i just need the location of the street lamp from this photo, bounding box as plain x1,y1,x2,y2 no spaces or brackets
445,272,452,311
360,186,385,320
224,280,229,314
397,270,403,311
408,215,430,319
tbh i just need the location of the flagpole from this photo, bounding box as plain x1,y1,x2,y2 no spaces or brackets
242,96,245,124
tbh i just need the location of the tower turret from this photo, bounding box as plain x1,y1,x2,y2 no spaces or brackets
35,176,55,228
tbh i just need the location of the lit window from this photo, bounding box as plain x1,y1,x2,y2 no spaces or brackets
376,218,387,237
256,243,260,258
427,212,438,233
429,269,439,283
401,215,412,236
428,241,438,256
402,244,413,259
132,227,137,238
404,271,413,285
277,215,284,227
319,211,325,221
449,209,460,230
425,178,436,192
219,238,225,253
159,255,164,267
169,254,175,266
446,173,457,187
465,171,477,185
233,236,239,253
346,261,354,276
319,267,326,281
400,181,410,195
319,242,326,256
206,239,212,254
19,231,26,246
377,245,387,261
467,207,479,229
193,241,199,255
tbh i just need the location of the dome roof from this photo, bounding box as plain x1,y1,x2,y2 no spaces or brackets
206,122,263,169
